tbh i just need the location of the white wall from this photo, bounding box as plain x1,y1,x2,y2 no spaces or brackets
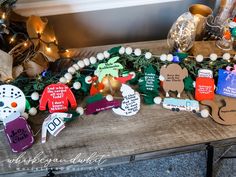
38,0,216,48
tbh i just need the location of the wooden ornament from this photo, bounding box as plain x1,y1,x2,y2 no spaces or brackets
39,83,77,113
0,50,13,82
0,85,26,121
160,64,188,97
195,77,215,101
3,112,34,153
216,67,236,98
163,98,200,112
112,84,141,116
202,98,236,125
95,56,123,82
86,97,121,115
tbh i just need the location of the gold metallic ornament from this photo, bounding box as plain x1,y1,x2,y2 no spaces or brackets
100,75,121,95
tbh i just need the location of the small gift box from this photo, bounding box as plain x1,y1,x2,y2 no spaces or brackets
216,65,236,98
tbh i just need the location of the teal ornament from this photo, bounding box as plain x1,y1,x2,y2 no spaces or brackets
231,28,236,38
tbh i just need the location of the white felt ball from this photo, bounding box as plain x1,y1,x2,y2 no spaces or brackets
196,55,204,62
201,109,209,118
145,52,152,59
97,53,105,61
73,82,81,90
106,94,113,101
64,73,73,81
210,53,217,61
223,53,231,60
154,97,162,104
29,107,37,116
76,107,84,115
90,56,97,64
119,47,125,54
167,54,173,62
85,76,92,84
193,81,196,88
103,51,110,58
77,60,85,68
125,47,133,55
22,112,29,119
72,64,80,70
160,54,167,61
83,58,90,66
134,48,142,56
59,77,67,84
68,67,76,74
31,92,39,101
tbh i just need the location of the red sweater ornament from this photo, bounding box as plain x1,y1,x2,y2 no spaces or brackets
39,83,77,113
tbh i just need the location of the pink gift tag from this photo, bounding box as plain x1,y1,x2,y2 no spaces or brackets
3,112,34,153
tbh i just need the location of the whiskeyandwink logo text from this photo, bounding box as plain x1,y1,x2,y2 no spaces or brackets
1,152,108,168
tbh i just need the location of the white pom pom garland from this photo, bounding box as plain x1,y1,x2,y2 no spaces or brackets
73,82,81,90
31,92,40,101
64,73,73,81
134,48,141,56
200,109,209,118
83,58,90,66
196,55,204,62
125,47,133,55
29,107,37,116
145,52,152,59
97,53,105,61
210,53,217,61
154,97,162,104
76,107,84,115
59,77,67,84
223,53,231,60
90,56,97,64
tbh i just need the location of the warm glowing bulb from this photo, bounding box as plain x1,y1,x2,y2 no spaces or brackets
2,13,5,19
46,46,51,52
24,42,28,47
65,49,69,53
228,60,231,63
10,37,15,42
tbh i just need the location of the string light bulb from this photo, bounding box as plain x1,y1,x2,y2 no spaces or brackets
46,46,51,52
2,13,6,19
24,41,28,47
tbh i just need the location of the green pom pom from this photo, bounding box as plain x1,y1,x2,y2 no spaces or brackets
175,52,189,60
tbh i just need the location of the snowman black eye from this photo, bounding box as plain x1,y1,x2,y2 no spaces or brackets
0,101,4,107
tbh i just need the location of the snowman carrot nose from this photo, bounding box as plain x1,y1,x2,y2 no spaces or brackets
11,102,17,108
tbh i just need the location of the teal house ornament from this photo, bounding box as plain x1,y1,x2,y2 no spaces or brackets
94,56,124,82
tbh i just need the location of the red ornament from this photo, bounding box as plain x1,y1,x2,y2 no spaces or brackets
115,73,133,84
40,83,77,113
195,77,215,101
233,17,236,22
89,76,105,96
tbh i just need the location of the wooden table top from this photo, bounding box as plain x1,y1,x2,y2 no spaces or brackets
0,40,236,176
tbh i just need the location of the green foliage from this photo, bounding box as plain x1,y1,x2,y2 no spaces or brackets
184,76,194,92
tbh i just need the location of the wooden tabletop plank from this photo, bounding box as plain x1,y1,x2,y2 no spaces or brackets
0,40,236,174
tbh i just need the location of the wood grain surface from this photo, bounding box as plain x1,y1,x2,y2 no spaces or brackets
0,40,236,176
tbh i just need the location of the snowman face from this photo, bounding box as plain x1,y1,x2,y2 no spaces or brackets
0,85,26,121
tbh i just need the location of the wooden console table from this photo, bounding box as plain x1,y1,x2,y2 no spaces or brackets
0,40,236,177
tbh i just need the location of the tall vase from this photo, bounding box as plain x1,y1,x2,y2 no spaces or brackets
189,4,213,40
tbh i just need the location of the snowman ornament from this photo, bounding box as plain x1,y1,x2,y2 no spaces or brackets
0,85,26,121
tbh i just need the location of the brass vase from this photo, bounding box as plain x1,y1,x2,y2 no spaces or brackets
189,4,213,40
